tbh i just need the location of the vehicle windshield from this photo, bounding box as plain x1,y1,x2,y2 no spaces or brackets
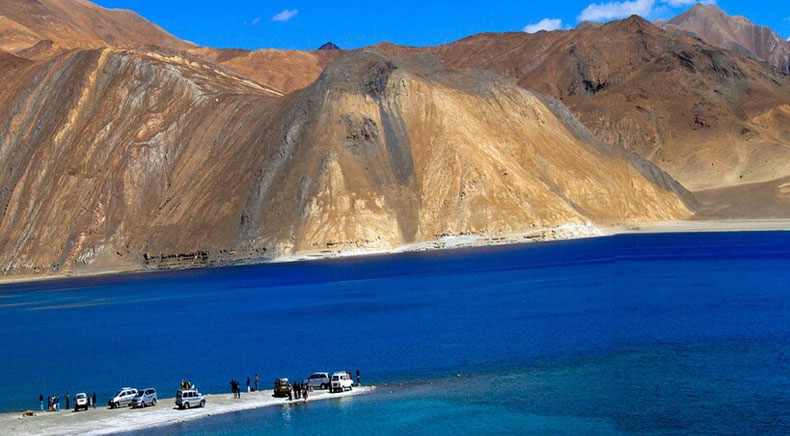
332,376,339,381
76,394,86,399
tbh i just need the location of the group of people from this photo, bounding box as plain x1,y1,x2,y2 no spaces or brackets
229,379,244,398
230,373,261,398
39,392,96,411
287,381,309,402
246,374,260,392
179,380,197,391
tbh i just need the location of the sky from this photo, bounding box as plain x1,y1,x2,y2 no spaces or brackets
91,0,790,50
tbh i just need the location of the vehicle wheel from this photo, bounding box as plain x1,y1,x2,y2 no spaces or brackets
184,402,190,409
152,398,157,406
114,402,120,409
200,400,205,408
321,383,327,390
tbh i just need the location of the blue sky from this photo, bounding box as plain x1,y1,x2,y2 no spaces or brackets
92,0,790,50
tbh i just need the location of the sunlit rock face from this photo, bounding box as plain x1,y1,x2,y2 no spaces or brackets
0,47,691,276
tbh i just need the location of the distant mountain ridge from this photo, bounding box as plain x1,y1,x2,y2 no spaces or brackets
658,4,790,74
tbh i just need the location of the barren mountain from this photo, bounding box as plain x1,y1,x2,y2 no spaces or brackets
391,16,790,191
192,47,341,94
659,4,790,74
0,48,690,276
0,0,192,56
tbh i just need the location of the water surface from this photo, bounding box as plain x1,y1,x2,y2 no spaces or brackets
2,232,790,434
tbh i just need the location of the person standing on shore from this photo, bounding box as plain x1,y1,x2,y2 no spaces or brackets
255,374,259,391
288,382,293,401
247,376,250,393
304,384,309,402
65,392,69,410
356,369,360,386
39,394,43,411
47,395,51,411
92,392,96,409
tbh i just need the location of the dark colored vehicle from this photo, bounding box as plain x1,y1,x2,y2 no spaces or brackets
273,378,291,397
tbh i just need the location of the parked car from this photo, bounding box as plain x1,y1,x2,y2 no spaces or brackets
273,378,291,397
304,372,330,391
131,388,157,408
175,389,205,409
330,372,353,393
74,393,89,411
108,387,138,409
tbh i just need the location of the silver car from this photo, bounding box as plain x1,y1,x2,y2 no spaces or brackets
175,389,205,409
108,388,138,409
304,372,331,391
131,388,157,408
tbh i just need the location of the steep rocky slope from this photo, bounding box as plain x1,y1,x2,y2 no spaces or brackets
0,49,690,276
659,4,790,74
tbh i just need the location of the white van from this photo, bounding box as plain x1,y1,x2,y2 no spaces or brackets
330,372,353,393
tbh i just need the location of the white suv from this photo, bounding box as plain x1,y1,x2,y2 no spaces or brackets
74,393,89,411
305,372,330,391
176,389,205,409
108,387,138,408
330,372,353,393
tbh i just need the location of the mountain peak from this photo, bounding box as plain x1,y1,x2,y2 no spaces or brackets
318,42,340,50
686,2,723,15
661,3,790,74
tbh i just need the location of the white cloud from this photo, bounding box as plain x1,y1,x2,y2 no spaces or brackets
578,0,655,22
523,18,564,33
272,9,298,22
577,0,716,22
252,17,261,25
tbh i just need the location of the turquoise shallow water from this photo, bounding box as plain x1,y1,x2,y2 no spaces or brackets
129,340,790,435
2,232,790,434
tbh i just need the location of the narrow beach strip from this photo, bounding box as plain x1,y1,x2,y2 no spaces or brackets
0,386,375,436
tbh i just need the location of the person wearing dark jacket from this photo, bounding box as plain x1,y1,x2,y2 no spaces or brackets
92,392,96,409
246,376,250,393
39,394,43,411
65,393,70,410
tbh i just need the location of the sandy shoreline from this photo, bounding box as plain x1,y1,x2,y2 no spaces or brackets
2,219,789,286
0,386,374,436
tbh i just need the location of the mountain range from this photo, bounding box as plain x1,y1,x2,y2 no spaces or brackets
0,0,787,277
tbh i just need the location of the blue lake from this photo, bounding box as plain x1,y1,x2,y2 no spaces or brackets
2,232,790,434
